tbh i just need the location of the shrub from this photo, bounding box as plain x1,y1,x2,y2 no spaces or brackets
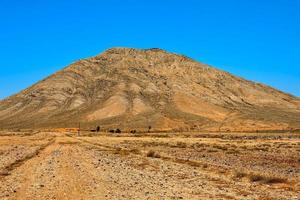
202,164,208,169
233,171,247,179
115,129,121,134
248,173,264,182
263,176,287,184
233,170,287,184
247,173,287,184
146,150,161,158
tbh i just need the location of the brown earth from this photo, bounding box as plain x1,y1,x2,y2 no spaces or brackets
0,131,299,199
0,48,299,131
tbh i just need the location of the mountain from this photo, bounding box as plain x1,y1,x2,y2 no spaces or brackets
0,48,299,132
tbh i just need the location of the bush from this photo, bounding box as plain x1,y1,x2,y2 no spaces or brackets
248,173,264,182
146,150,161,158
233,171,247,179
246,172,287,184
148,126,152,133
116,129,121,133
263,176,287,184
233,170,287,184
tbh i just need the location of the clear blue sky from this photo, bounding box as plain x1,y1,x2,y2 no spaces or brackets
0,0,299,99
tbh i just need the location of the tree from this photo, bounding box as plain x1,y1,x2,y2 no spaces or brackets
148,126,152,133
96,126,100,132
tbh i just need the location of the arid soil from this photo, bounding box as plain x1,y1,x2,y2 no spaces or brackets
0,131,299,200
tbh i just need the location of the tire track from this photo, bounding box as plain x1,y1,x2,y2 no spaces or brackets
0,137,56,177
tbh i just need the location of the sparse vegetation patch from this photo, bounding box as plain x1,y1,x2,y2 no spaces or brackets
146,150,161,158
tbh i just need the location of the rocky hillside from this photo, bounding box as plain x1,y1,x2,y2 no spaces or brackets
0,48,299,131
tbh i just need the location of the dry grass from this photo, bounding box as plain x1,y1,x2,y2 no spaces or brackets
233,171,247,179
129,148,141,154
226,149,240,154
264,177,288,184
248,173,287,184
174,158,202,167
111,146,141,156
207,149,218,153
58,141,79,145
233,170,287,184
75,132,298,190
113,147,130,156
176,141,187,148
136,159,159,171
212,144,228,151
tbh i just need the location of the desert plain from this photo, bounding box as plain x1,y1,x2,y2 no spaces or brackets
0,130,299,200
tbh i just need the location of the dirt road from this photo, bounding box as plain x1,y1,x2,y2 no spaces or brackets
0,132,299,199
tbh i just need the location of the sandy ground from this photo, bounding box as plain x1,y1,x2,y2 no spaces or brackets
0,131,299,200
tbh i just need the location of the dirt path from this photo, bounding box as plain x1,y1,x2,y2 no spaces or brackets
0,133,299,200
0,136,107,200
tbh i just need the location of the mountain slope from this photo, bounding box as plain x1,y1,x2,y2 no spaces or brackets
0,48,299,131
